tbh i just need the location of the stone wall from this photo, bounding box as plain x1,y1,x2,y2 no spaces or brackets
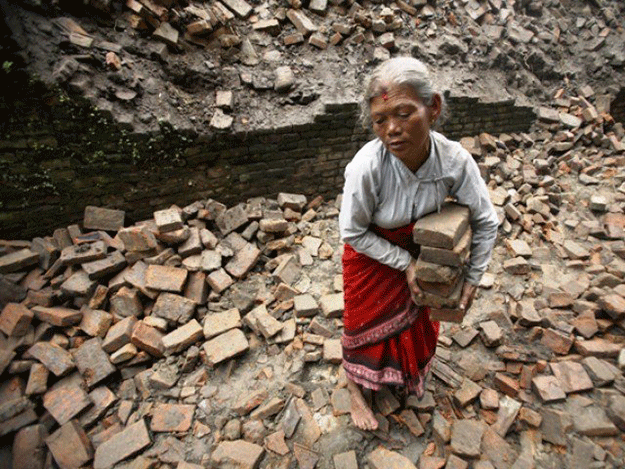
0,78,536,240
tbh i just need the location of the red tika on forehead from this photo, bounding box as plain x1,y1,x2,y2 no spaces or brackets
382,92,388,101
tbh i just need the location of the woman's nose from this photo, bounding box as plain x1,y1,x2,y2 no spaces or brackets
387,118,401,134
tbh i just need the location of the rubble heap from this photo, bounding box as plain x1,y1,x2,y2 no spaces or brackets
3,79,625,469
4,0,625,132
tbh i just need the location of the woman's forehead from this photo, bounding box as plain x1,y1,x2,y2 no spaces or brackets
370,86,424,109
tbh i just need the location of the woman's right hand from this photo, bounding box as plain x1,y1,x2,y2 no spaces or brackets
405,257,424,304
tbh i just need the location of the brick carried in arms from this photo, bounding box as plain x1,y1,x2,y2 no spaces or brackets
413,203,470,249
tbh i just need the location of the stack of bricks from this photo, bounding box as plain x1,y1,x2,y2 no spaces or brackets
412,203,472,323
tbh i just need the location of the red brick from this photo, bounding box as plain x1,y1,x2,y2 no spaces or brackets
46,420,93,468
150,403,195,432
26,342,75,377
93,419,151,469
493,372,519,397
31,306,82,327
0,303,33,337
131,321,165,357
43,379,91,425
145,264,188,292
12,424,47,469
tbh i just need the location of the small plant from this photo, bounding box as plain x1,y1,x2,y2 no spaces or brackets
2,61,13,73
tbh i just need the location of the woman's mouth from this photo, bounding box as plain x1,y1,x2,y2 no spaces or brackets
387,140,407,152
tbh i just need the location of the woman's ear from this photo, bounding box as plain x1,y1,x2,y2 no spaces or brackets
430,94,442,123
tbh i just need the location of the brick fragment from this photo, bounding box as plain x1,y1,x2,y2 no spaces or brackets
60,241,106,265
131,321,165,357
79,308,112,337
46,420,93,468
83,206,125,231
319,293,343,318
79,386,118,427
102,316,137,353
163,319,203,354
419,228,471,267
531,375,566,403
540,328,573,355
25,363,49,395
61,269,97,297
73,337,116,387
151,403,195,432
202,328,249,366
286,9,318,36
207,268,234,293
152,292,196,325
43,379,91,425
294,294,319,317
32,305,82,326
550,361,593,394
82,251,127,279
145,264,188,292
27,342,75,377
368,445,418,469
154,208,183,233
0,249,40,274
110,286,143,317
243,304,283,338
323,338,342,364
12,424,47,469
203,308,241,339
574,338,621,358
493,372,519,397
211,440,264,469
225,243,261,279
0,303,33,337
93,419,151,469
118,225,158,252
215,205,249,235
413,203,469,249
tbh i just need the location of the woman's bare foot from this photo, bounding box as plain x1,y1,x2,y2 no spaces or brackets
347,379,379,431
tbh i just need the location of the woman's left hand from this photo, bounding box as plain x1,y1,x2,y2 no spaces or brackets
459,282,478,312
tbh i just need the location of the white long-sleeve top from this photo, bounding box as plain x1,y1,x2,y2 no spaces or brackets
339,131,499,285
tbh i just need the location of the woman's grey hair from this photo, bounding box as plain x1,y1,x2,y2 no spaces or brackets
360,56,447,128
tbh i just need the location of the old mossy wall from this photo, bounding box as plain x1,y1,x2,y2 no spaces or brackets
0,73,537,240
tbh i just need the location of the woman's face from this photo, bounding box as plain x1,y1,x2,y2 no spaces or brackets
370,85,440,171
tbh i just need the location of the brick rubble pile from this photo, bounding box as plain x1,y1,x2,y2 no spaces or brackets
1,87,625,467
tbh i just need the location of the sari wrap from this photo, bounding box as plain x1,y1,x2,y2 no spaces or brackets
341,223,439,397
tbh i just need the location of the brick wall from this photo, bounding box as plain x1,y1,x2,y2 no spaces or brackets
0,78,535,240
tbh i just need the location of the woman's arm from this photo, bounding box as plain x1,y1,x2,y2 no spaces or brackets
339,156,413,271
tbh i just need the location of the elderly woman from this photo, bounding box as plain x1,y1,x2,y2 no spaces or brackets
339,57,499,430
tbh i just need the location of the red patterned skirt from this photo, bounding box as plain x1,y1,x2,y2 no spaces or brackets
341,224,439,397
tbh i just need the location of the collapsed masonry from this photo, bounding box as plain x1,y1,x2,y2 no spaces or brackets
2,84,625,467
